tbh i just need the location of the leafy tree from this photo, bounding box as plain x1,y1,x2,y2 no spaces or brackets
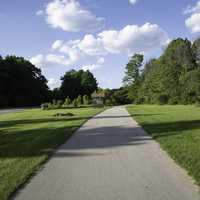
60,70,97,100
83,95,91,105
64,97,71,106
77,95,83,105
112,87,131,105
123,54,144,85
192,38,200,67
0,55,49,107
123,54,143,102
126,38,200,105
73,99,78,107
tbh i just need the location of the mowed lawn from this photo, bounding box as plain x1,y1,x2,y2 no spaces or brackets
0,107,104,200
127,105,200,186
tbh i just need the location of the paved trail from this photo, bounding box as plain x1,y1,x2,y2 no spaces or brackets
14,106,200,200
0,108,24,115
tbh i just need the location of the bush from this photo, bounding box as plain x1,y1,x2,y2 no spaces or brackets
41,103,50,110
53,112,74,117
77,95,83,105
168,97,179,105
64,97,71,106
83,95,91,105
57,100,63,108
73,99,78,107
41,100,63,110
158,95,169,105
105,98,116,106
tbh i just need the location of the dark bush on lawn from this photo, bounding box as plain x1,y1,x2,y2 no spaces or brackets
53,112,74,117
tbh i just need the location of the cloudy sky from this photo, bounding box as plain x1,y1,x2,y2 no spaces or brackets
1,0,200,89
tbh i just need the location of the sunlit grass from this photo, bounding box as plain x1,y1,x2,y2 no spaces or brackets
0,107,104,200
127,105,200,187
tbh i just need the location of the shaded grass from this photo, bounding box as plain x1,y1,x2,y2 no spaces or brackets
127,105,200,186
0,107,104,200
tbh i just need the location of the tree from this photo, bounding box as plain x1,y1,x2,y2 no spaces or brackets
123,54,144,85
77,95,83,105
60,70,97,100
131,38,199,104
64,97,71,106
81,70,98,96
0,55,50,107
192,37,200,67
83,95,90,105
123,54,144,102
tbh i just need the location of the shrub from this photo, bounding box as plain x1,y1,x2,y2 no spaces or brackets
77,95,83,105
64,97,71,106
105,98,116,106
168,97,179,105
53,112,74,117
57,100,63,108
83,95,91,105
73,99,78,107
158,95,169,105
41,103,50,110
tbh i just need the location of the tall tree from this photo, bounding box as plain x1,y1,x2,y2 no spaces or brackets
192,38,200,67
132,38,199,104
0,55,50,107
123,54,144,85
123,54,143,102
60,69,97,100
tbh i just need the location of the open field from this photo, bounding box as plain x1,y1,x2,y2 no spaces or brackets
127,105,200,187
0,107,104,200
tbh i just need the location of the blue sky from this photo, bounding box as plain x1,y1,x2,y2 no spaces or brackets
1,0,200,89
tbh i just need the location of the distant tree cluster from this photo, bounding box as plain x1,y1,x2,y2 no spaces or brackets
51,69,98,102
124,38,200,105
103,88,131,106
0,56,98,108
59,69,98,100
0,55,50,107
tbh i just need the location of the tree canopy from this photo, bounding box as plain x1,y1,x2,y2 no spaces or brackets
125,38,200,105
60,69,98,100
0,55,50,107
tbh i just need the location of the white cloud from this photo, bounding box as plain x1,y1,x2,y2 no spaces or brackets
185,1,200,33
98,23,168,55
82,64,100,71
36,10,44,16
183,2,200,14
30,54,45,68
52,23,169,58
30,52,79,68
186,13,200,33
31,23,169,69
46,54,71,65
97,57,105,64
78,34,105,56
52,40,64,50
48,78,61,89
129,0,138,5
45,0,104,32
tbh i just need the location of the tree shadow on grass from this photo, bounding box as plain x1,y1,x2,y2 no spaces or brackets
0,113,162,129
0,124,152,159
141,119,200,139
1,112,199,159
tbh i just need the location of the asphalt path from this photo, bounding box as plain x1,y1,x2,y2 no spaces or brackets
14,106,200,200
0,108,25,115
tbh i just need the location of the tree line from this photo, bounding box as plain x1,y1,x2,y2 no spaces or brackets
0,55,98,107
3,37,199,108
124,37,200,105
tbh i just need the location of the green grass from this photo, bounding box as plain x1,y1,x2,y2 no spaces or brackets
127,105,200,186
0,107,104,200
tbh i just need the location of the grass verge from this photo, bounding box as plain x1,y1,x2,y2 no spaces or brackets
127,105,200,186
0,107,104,200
